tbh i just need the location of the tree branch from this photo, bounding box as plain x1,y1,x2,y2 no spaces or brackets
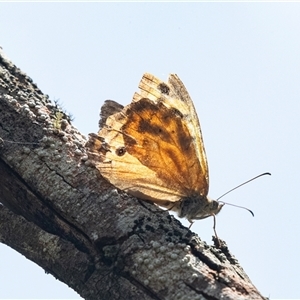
0,48,266,299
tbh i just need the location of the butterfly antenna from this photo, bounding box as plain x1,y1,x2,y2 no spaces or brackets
216,172,271,216
218,202,254,216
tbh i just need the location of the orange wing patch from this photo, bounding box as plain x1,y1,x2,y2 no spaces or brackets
87,73,223,225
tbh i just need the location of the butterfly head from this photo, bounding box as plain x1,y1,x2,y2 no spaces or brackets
202,197,225,219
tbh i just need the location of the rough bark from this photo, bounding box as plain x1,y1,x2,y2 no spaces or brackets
0,48,266,300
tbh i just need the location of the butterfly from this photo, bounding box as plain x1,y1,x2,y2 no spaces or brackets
87,73,224,239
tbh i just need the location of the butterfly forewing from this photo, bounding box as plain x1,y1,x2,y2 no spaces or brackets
168,74,209,193
133,73,209,196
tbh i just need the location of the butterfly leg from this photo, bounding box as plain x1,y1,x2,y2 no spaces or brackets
188,220,194,229
212,214,221,247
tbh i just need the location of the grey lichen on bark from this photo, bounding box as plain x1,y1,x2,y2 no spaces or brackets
0,48,266,300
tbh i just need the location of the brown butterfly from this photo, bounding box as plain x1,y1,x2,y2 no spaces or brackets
87,73,227,239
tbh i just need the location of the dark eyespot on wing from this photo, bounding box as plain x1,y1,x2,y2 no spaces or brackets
116,146,126,156
158,82,170,95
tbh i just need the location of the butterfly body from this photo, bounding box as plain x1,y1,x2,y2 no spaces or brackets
178,195,223,222
87,73,223,227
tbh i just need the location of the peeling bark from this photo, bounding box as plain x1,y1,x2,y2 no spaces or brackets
0,48,266,300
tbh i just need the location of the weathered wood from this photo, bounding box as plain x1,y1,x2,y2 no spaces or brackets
0,48,266,300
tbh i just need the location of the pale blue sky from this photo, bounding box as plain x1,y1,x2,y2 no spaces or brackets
1,3,299,299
